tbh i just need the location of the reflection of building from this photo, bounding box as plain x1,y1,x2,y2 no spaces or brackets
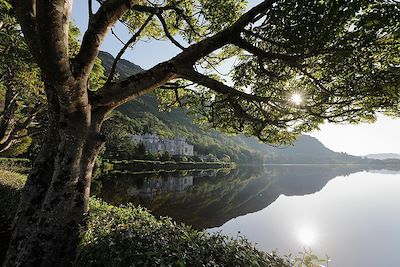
139,176,194,198
132,133,194,156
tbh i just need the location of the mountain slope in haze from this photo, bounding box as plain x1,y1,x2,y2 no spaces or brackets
238,135,370,164
365,153,400,160
98,52,391,165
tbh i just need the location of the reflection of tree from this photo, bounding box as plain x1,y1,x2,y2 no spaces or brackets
98,165,375,229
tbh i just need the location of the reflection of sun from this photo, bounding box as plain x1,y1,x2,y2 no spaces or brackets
290,93,302,105
297,227,317,246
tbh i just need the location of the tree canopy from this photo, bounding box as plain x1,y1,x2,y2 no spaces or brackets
81,0,399,144
10,1,399,145
149,0,399,143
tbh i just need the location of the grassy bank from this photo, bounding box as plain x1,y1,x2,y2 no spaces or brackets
0,170,27,264
0,169,289,266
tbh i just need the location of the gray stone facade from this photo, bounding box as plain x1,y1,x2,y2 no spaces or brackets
132,133,194,156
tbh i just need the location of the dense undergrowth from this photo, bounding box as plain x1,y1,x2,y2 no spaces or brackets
78,199,289,267
0,168,291,266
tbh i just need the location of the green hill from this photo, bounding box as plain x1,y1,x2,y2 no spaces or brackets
99,51,263,163
98,52,393,165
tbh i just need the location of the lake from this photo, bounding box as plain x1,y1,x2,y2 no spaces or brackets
96,165,400,267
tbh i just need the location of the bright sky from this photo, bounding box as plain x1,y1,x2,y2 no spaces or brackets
71,1,400,156
310,115,400,156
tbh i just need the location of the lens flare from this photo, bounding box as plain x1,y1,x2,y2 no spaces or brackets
290,93,302,105
297,227,316,246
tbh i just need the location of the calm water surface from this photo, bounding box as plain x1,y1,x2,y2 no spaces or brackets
97,165,400,267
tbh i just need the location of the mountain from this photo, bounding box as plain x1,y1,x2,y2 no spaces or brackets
240,135,370,164
98,51,143,76
365,153,400,160
97,52,394,165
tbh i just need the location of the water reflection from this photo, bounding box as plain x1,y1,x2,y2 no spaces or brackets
209,171,400,267
297,227,317,247
95,164,393,229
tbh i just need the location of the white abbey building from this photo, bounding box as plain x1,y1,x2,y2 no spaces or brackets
132,133,194,156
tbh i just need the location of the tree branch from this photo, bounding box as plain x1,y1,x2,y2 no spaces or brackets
178,68,273,103
14,0,43,65
106,13,155,84
74,0,138,79
35,0,73,82
156,13,185,50
93,61,177,110
93,0,278,110
88,0,94,19
15,129,43,140
15,104,45,132
110,28,126,45
233,37,299,65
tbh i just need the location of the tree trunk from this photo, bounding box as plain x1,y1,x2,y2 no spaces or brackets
3,84,106,267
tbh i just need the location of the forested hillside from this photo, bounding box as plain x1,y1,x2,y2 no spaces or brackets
99,51,264,163
98,52,389,165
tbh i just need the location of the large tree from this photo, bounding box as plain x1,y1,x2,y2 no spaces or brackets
4,0,399,266
0,2,105,156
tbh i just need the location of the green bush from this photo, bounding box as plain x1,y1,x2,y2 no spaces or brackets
102,162,113,172
160,151,172,161
77,199,289,267
145,152,159,161
191,155,203,162
0,170,289,267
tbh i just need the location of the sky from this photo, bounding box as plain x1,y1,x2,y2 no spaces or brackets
71,1,400,156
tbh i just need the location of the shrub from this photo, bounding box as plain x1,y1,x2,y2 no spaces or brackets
191,155,203,162
220,154,231,162
77,199,289,267
206,153,218,162
160,151,172,161
0,170,290,267
145,152,159,161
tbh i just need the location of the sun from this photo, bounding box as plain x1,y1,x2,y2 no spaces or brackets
297,227,317,246
290,93,302,105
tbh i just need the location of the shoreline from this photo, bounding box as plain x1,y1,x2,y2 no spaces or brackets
107,160,236,172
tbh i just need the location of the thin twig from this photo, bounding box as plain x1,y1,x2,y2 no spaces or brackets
156,13,185,50
110,28,126,45
106,14,155,84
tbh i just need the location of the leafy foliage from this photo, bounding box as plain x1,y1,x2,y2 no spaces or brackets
149,0,399,144
122,0,247,43
77,198,289,267
0,173,289,267
0,1,45,153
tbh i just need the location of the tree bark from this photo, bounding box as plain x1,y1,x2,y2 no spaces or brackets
3,83,106,267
